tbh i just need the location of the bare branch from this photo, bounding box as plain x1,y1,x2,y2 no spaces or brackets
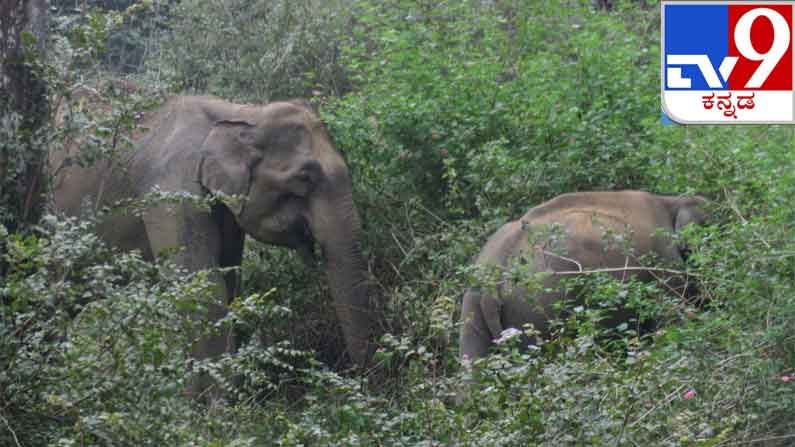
550,266,698,278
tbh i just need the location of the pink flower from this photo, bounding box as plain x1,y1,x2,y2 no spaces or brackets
781,375,791,383
682,389,696,401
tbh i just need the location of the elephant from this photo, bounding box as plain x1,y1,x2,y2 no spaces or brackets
459,190,706,362
50,95,377,388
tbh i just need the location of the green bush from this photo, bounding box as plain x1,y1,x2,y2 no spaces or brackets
326,0,662,221
158,0,354,102
320,0,795,444
2,0,795,445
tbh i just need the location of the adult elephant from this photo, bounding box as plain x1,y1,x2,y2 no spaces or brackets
50,96,377,380
459,190,706,361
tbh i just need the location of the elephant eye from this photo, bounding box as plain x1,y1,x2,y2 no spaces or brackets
269,126,304,150
287,160,321,197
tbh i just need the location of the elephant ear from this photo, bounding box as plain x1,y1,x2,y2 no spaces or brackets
672,197,708,259
199,119,261,215
674,198,707,233
288,98,315,110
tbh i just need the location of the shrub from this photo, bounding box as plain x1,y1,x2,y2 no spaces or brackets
3,0,795,444
158,0,354,102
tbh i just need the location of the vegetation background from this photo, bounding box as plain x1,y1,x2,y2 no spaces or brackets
2,0,794,445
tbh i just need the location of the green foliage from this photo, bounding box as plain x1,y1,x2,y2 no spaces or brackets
0,215,354,445
2,216,193,444
322,0,795,444
2,0,795,445
159,0,354,102
52,0,173,74
0,110,48,229
327,0,662,221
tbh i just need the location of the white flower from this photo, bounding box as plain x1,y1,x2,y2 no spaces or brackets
494,327,522,344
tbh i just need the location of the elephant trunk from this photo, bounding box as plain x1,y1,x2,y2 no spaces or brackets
308,183,376,366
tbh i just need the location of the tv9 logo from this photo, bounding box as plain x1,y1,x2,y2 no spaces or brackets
662,2,794,124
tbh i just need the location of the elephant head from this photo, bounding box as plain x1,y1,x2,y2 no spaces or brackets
654,194,708,265
196,100,376,366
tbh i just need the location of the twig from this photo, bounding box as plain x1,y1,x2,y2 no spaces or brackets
712,337,790,371
0,412,22,447
22,165,40,223
616,399,636,447
723,187,771,250
622,255,629,282
540,249,583,271
387,261,403,281
414,201,454,228
95,108,127,212
403,202,416,242
645,267,688,300
718,433,795,446
629,383,687,427
551,266,697,278
391,231,408,258
758,251,795,260
723,187,748,225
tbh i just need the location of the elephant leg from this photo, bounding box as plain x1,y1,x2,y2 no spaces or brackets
215,202,244,386
457,288,503,405
459,288,498,361
480,293,504,343
215,203,244,307
96,213,154,259
143,204,234,398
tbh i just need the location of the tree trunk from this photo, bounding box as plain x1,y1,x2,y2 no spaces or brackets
0,0,49,234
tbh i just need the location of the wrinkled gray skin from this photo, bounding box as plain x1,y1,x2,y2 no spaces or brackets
459,191,706,361
51,96,376,390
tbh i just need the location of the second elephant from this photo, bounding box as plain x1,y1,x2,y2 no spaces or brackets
459,190,706,361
